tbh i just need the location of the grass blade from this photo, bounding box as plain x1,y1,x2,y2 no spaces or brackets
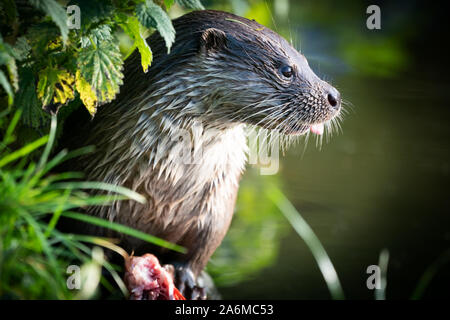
0,135,48,168
1,109,21,151
266,186,345,300
61,211,186,253
50,181,147,204
37,114,57,171
411,249,450,300
375,249,389,300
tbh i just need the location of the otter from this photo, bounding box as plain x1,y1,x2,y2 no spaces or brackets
63,10,341,299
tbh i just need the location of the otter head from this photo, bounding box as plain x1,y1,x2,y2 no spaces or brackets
185,11,341,136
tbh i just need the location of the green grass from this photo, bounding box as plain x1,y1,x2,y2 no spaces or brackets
267,186,345,300
267,184,449,300
0,111,184,299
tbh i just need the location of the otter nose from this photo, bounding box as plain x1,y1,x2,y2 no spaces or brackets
325,86,341,109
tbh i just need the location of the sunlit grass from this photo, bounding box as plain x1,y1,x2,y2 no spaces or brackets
266,183,448,300
0,111,184,299
266,185,345,300
375,249,389,300
411,249,450,300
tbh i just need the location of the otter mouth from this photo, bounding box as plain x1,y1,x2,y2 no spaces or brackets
309,123,324,135
278,105,341,136
284,122,326,136
289,108,341,136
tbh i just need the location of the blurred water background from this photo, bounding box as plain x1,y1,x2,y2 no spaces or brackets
196,0,450,299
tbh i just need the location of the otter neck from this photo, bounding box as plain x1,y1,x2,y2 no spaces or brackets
88,104,248,194
132,112,248,186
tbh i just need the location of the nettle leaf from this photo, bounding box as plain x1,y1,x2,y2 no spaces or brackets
77,40,124,112
75,70,97,116
26,21,59,49
15,67,49,129
12,37,31,61
80,25,113,48
136,0,175,53
118,15,153,73
175,0,204,10
164,0,175,9
28,0,69,43
27,22,61,57
37,66,75,109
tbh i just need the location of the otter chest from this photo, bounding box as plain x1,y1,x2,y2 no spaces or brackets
121,123,248,245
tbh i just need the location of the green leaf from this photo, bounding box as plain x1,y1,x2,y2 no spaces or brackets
136,0,175,53
164,0,175,9
175,0,204,10
26,22,60,57
15,67,49,129
118,16,153,73
28,0,69,43
80,25,112,48
12,37,31,61
77,39,124,111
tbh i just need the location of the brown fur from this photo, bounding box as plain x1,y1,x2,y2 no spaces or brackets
62,10,341,283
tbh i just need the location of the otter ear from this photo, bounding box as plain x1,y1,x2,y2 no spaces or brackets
199,28,227,54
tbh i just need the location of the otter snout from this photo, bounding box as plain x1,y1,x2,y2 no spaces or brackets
323,83,341,111
303,81,342,136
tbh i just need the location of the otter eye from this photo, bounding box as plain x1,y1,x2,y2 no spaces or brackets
280,65,293,78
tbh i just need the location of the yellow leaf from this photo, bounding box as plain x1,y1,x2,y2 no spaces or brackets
53,71,74,105
37,67,74,107
75,71,97,116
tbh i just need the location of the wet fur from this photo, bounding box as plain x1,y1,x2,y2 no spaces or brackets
63,10,341,278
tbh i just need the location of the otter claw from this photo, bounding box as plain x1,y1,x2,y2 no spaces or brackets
173,265,207,300
191,286,207,300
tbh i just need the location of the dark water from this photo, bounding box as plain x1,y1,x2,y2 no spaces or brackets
203,0,450,299
218,73,450,299
214,0,450,300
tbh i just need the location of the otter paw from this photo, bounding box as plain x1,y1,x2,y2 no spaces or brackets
173,264,207,300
